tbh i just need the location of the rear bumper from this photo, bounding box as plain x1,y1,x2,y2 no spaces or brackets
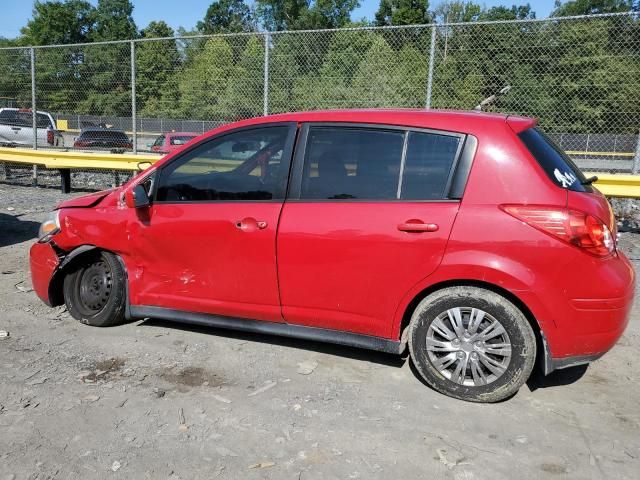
540,250,635,373
29,241,59,306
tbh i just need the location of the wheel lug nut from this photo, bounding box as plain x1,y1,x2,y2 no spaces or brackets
457,352,464,358
471,352,478,360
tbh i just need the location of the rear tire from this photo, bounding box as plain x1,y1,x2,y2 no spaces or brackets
63,251,126,327
408,286,536,403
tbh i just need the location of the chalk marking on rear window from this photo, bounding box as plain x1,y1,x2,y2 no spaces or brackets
554,168,577,188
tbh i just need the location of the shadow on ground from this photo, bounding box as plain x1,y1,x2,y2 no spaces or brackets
138,318,406,368
0,213,39,248
527,364,589,391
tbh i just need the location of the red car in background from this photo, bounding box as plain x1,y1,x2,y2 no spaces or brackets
149,132,199,154
29,109,634,402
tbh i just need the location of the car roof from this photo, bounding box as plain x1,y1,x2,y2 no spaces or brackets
163,132,199,136
207,109,536,137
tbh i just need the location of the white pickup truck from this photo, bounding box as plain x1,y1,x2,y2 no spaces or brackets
0,108,64,147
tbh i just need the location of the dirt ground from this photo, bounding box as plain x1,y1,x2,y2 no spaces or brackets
1,183,639,480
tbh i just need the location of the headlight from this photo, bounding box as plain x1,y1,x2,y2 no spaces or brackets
38,211,61,242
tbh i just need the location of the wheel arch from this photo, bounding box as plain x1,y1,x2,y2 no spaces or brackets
396,279,544,369
48,245,129,318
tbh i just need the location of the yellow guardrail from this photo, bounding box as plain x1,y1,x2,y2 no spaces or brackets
0,146,159,171
567,151,634,157
584,173,640,199
0,147,639,198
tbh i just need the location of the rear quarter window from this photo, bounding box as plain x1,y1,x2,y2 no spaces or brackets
518,128,593,193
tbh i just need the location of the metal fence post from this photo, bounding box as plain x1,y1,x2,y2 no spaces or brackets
633,130,640,175
263,32,270,117
30,47,37,150
131,41,137,154
425,26,436,110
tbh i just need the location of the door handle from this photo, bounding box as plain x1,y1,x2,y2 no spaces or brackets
397,222,439,233
235,217,268,232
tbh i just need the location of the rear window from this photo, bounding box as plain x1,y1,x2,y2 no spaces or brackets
518,128,592,193
80,130,129,141
0,110,51,128
170,135,196,145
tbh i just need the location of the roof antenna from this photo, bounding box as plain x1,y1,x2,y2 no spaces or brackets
474,85,511,111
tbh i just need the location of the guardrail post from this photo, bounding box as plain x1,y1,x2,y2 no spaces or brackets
30,47,37,150
425,26,436,109
131,41,137,154
633,130,640,174
263,32,270,116
60,169,71,194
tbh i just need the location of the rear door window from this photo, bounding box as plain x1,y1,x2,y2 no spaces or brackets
518,127,592,193
300,127,404,200
299,126,462,200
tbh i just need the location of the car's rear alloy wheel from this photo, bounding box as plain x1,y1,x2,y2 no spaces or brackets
409,286,536,402
63,251,126,327
426,307,512,386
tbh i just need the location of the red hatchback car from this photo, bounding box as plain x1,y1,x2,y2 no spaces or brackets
149,132,199,154
30,110,634,402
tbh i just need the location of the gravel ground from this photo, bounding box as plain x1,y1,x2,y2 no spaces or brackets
1,183,639,480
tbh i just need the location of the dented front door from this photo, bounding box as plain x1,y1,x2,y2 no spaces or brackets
126,123,296,323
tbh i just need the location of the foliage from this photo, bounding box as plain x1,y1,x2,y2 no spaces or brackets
197,0,256,33
20,0,96,45
375,0,431,26
0,0,638,137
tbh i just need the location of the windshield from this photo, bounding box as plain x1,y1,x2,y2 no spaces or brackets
518,127,593,193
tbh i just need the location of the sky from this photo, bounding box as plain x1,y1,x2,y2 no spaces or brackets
0,0,559,40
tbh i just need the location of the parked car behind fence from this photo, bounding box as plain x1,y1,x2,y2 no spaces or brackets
0,108,64,147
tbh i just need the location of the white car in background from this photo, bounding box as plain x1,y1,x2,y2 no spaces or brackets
0,108,64,147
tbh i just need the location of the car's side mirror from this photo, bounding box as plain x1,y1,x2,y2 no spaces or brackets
125,184,151,209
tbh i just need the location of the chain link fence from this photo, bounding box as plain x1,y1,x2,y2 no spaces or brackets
0,12,639,190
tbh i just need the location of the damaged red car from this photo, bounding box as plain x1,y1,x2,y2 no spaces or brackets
30,109,634,402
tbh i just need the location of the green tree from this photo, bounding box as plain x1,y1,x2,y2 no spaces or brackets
480,4,536,20
350,36,407,106
0,45,31,110
79,0,138,115
223,36,265,119
19,1,97,114
197,0,256,34
374,0,430,26
20,0,96,45
92,0,137,41
137,22,181,117
552,0,635,17
255,0,309,30
176,37,238,120
255,0,359,30
301,0,361,29
432,1,481,23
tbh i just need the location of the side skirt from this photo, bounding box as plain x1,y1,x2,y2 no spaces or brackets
130,306,403,355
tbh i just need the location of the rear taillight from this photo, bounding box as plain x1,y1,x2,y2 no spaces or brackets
74,140,87,148
501,205,615,257
47,129,54,145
